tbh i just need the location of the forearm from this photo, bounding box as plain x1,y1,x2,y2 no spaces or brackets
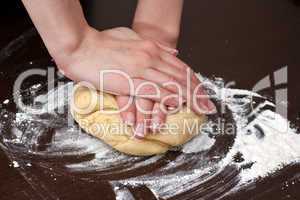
133,0,184,48
21,0,89,62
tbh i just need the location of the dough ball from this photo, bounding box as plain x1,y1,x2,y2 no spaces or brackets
70,84,207,156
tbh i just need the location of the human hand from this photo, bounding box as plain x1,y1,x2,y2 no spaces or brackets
56,27,198,105
112,29,214,138
21,0,215,138
55,27,215,137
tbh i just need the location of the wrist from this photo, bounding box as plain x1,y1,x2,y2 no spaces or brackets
51,24,93,69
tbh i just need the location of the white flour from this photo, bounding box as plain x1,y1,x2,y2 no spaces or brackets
0,77,299,199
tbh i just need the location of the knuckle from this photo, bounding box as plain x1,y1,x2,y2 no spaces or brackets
137,83,157,96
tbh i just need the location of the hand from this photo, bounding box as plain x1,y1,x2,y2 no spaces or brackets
21,0,214,137
56,27,215,137
111,29,214,138
115,41,180,138
115,30,179,138
56,27,201,106
122,31,180,137
116,94,170,138
116,41,175,138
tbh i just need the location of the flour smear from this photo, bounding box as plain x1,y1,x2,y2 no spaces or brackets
0,76,299,199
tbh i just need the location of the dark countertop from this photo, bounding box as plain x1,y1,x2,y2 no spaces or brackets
0,0,300,199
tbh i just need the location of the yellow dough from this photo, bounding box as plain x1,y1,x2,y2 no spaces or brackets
71,84,207,156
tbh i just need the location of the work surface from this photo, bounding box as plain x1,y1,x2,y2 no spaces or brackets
0,0,300,199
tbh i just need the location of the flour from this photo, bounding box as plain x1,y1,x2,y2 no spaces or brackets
0,77,299,199
215,86,300,184
228,109,300,184
182,131,215,153
111,183,135,200
3,99,9,104
11,160,20,168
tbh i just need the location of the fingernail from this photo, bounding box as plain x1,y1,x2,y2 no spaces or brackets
198,99,217,114
134,123,145,139
168,106,176,111
195,87,216,114
171,49,179,56
124,112,135,126
206,100,217,113
167,106,181,114
166,96,180,107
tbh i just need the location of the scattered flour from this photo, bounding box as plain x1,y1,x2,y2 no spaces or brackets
1,77,299,199
3,99,9,104
12,160,20,168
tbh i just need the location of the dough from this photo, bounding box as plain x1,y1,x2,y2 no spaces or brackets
71,84,207,156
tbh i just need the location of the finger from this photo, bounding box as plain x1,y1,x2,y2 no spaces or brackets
132,78,182,107
116,95,136,126
143,41,200,101
155,42,178,56
160,52,200,86
160,51,189,71
158,52,217,114
156,52,200,97
98,72,181,107
191,85,217,115
134,98,154,138
103,72,215,114
138,69,215,114
160,52,200,87
151,102,167,133
151,59,189,86
143,68,214,114
142,68,188,99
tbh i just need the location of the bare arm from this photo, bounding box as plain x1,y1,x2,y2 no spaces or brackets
21,0,88,63
133,0,184,48
22,0,215,137
132,0,186,131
